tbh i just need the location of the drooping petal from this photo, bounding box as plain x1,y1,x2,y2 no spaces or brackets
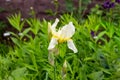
67,39,78,53
48,37,58,50
51,18,59,34
60,22,75,39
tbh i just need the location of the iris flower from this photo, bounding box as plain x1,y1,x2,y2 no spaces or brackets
48,18,78,53
102,0,115,9
116,0,120,3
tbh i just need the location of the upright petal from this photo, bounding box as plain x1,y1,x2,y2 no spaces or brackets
67,39,78,53
48,37,58,50
51,18,59,34
60,22,75,39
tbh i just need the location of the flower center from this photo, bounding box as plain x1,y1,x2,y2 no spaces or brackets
53,35,70,43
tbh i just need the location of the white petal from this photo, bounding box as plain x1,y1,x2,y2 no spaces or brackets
51,18,59,34
18,33,23,36
60,22,75,38
93,36,98,39
48,37,58,50
3,32,10,37
67,39,78,53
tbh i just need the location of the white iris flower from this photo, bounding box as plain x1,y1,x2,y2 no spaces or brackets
48,18,78,53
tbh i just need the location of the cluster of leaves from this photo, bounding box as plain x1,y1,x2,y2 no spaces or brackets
0,12,120,80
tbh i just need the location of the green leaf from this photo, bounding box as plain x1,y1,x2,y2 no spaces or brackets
20,28,31,39
11,67,27,80
88,71,104,80
8,13,22,32
95,31,106,42
11,37,21,47
26,18,41,35
24,64,37,71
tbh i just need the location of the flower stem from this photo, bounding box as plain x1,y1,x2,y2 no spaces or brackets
54,57,56,80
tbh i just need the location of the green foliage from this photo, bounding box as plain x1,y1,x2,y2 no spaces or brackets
7,13,25,32
1,11,120,80
65,0,91,23
0,43,9,56
26,18,41,35
90,4,103,16
65,0,75,12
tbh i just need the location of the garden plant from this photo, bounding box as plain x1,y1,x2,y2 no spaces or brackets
1,0,120,80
